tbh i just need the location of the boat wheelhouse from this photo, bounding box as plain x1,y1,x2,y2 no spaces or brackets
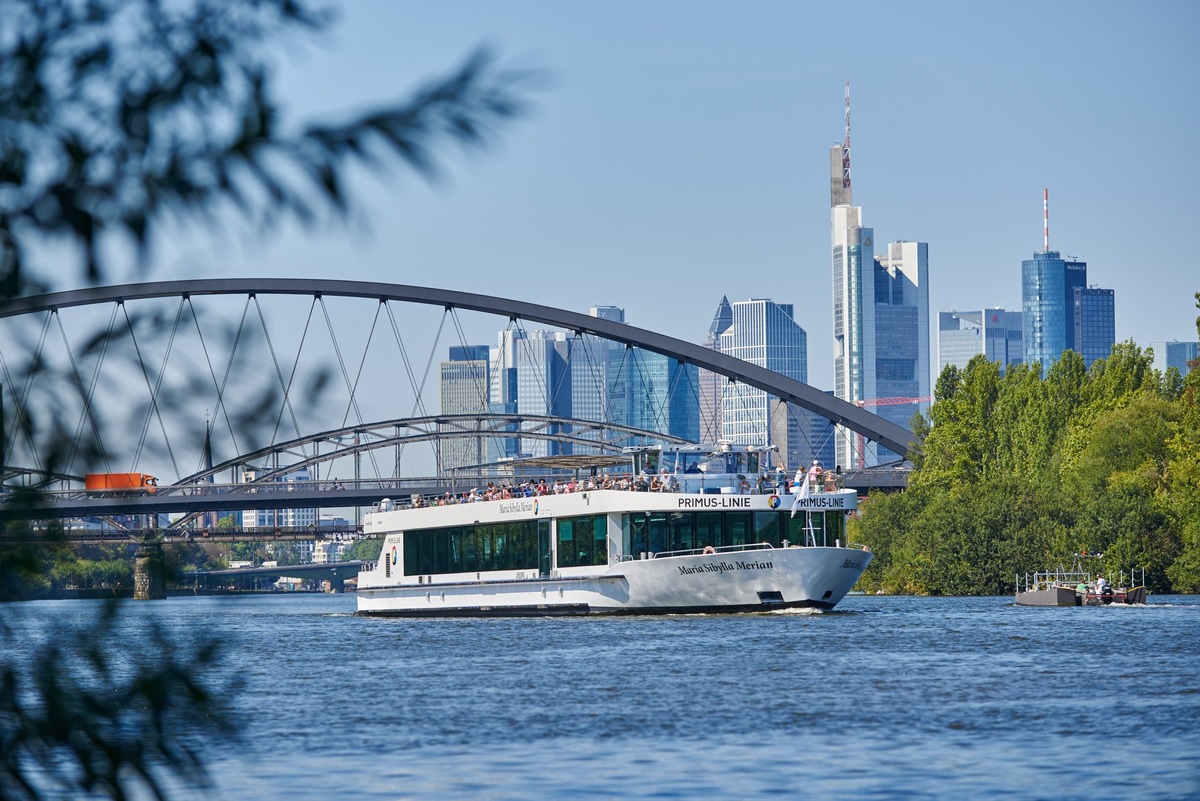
356,444,871,616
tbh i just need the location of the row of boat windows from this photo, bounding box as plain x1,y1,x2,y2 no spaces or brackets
402,519,545,578
623,510,846,556
397,510,848,578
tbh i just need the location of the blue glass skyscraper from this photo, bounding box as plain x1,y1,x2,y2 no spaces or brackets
1074,287,1115,368
1150,340,1199,375
718,298,808,470
1022,250,1087,371
938,308,1023,376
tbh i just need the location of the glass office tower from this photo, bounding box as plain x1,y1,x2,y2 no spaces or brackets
1074,287,1115,368
829,133,929,467
438,345,491,475
1022,250,1087,371
1150,340,1199,375
937,308,1023,376
718,298,806,470
699,295,733,444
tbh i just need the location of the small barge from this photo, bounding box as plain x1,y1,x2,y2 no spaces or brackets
1015,554,1147,607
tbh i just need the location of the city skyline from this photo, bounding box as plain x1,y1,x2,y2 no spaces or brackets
83,1,1199,398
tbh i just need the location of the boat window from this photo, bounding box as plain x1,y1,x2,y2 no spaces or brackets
557,514,608,568
647,512,668,554
632,450,660,475
402,520,539,576
620,512,667,558
694,512,722,551
723,512,752,548
783,509,844,547
753,511,780,546
667,512,694,552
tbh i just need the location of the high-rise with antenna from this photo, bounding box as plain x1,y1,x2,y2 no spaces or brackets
828,82,929,469
830,82,852,207
1022,189,1112,371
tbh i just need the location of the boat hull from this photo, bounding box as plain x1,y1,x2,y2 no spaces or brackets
1015,586,1081,607
357,546,871,617
1015,585,1148,607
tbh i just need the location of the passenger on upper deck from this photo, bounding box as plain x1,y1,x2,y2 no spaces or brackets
807,460,823,490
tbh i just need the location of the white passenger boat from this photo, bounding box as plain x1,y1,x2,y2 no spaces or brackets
356,445,872,616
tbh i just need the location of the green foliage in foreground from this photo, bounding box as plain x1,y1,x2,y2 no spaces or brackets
851,317,1200,596
0,602,237,801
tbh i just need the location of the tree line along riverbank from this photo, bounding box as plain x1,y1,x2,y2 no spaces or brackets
850,321,1200,596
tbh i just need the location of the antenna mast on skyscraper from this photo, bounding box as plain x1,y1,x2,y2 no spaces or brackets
1043,187,1049,252
842,81,852,193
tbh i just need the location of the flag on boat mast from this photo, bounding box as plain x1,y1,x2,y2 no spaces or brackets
790,470,811,518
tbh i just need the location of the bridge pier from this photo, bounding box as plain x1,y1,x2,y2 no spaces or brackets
134,540,166,600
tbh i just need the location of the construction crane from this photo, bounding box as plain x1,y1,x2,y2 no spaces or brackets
854,396,931,408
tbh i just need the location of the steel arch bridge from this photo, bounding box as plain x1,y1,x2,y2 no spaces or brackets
0,279,913,491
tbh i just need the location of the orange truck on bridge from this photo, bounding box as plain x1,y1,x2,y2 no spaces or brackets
84,473,159,494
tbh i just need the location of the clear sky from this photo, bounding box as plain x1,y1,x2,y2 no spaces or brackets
144,0,1200,390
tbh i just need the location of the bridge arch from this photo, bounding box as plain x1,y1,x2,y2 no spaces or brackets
0,279,914,456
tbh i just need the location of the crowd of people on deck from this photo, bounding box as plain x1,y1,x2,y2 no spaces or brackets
385,460,844,510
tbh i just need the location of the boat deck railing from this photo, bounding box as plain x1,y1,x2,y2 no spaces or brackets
1016,565,1146,594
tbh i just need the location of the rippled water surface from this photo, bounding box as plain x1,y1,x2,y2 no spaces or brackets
10,593,1199,800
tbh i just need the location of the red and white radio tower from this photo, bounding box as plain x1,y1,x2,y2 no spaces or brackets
1043,187,1049,252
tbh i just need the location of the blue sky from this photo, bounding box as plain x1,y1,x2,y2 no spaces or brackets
148,0,1200,390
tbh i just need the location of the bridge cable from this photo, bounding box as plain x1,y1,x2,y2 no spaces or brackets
256,293,311,458
382,300,442,473
196,294,255,466
59,304,116,474
128,296,184,479
0,310,55,473
337,298,387,481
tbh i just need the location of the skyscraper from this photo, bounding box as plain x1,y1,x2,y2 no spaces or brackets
606,349,699,445
1150,340,1199,375
938,308,1024,376
717,298,808,470
1074,287,1115,368
1022,250,1087,370
514,330,572,458
571,305,624,428
1021,191,1115,371
486,330,522,469
699,295,733,443
830,85,930,468
438,345,490,474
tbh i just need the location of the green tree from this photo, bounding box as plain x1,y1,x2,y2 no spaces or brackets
344,536,382,562
1164,292,1200,590
1,1,530,798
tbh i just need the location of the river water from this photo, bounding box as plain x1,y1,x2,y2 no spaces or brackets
5,593,1198,800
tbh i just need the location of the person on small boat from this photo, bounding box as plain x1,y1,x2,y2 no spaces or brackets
1095,573,1107,594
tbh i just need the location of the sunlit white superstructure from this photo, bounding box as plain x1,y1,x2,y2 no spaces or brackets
356,444,871,616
